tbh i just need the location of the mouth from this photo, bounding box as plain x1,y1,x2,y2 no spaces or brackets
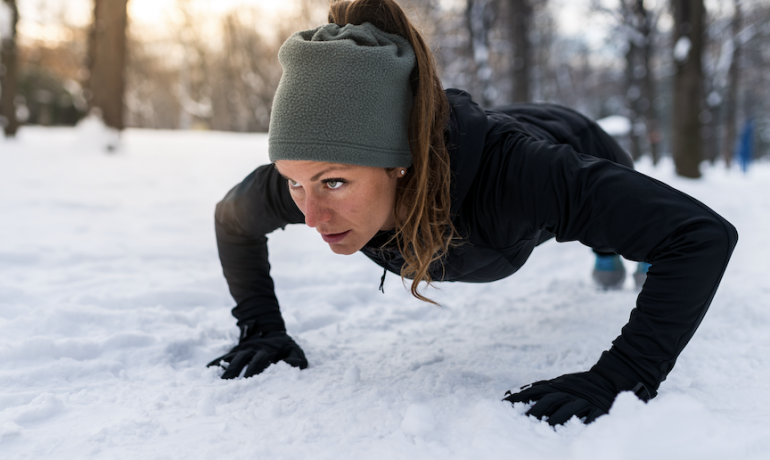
321,230,351,244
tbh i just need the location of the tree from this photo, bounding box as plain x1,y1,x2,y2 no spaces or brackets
507,0,533,102
86,0,128,131
671,0,705,178
619,0,662,164
720,0,742,168
466,0,496,107
1,0,19,137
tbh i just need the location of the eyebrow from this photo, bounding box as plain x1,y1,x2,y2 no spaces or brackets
274,164,353,182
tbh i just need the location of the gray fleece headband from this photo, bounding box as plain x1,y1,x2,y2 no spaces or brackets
268,22,415,168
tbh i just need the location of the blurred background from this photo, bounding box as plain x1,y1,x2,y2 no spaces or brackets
0,0,768,177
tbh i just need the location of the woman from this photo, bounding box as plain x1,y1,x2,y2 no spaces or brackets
209,0,737,426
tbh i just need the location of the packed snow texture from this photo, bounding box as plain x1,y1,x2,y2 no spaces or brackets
1,127,769,459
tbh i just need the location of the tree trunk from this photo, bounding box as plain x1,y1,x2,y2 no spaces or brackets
624,29,643,161
466,0,496,107
622,0,660,163
1,0,19,137
671,0,704,178
508,0,532,102
721,0,741,168
86,0,128,131
636,0,661,165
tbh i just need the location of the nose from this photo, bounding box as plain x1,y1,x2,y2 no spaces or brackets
303,191,332,228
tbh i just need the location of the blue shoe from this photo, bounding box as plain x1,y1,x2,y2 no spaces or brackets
592,254,626,290
633,262,652,290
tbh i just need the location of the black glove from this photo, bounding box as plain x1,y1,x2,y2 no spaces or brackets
503,365,651,426
207,329,308,379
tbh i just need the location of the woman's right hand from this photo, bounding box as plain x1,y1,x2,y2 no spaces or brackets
207,331,308,379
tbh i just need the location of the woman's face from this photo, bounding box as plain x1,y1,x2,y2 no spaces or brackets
274,160,404,255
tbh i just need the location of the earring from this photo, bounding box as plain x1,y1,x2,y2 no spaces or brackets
400,169,406,175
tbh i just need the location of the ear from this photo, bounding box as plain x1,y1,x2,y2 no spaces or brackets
388,167,408,179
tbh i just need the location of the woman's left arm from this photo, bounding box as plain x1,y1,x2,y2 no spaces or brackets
497,132,738,424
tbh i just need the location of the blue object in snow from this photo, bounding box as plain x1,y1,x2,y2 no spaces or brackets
737,118,754,173
594,254,624,272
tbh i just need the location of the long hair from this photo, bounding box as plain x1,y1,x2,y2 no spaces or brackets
328,0,458,304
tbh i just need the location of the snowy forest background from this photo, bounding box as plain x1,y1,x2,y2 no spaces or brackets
1,0,769,178
3,2,770,458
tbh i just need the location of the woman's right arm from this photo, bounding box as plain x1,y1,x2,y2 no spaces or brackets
215,163,305,336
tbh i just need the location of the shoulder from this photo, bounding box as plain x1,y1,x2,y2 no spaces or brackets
443,89,489,217
442,88,559,223
444,88,489,139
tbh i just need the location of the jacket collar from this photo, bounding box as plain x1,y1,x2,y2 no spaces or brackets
364,89,487,249
445,88,487,218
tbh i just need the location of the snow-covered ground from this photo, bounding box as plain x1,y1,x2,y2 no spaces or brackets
1,127,769,459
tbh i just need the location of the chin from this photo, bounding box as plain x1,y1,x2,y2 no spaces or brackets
328,242,362,256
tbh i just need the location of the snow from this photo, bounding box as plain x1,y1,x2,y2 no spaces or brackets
595,115,631,136
74,111,121,152
0,1,13,40
674,36,692,63
2,126,770,459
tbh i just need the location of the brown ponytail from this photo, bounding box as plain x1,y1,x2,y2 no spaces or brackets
328,0,458,304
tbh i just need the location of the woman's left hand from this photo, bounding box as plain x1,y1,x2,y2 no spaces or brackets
503,366,651,426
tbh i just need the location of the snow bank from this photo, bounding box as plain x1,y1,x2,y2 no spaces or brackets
1,127,768,459
674,36,692,63
595,115,631,136
75,111,121,153
0,1,14,40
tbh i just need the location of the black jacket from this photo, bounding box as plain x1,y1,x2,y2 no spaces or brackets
215,89,738,395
